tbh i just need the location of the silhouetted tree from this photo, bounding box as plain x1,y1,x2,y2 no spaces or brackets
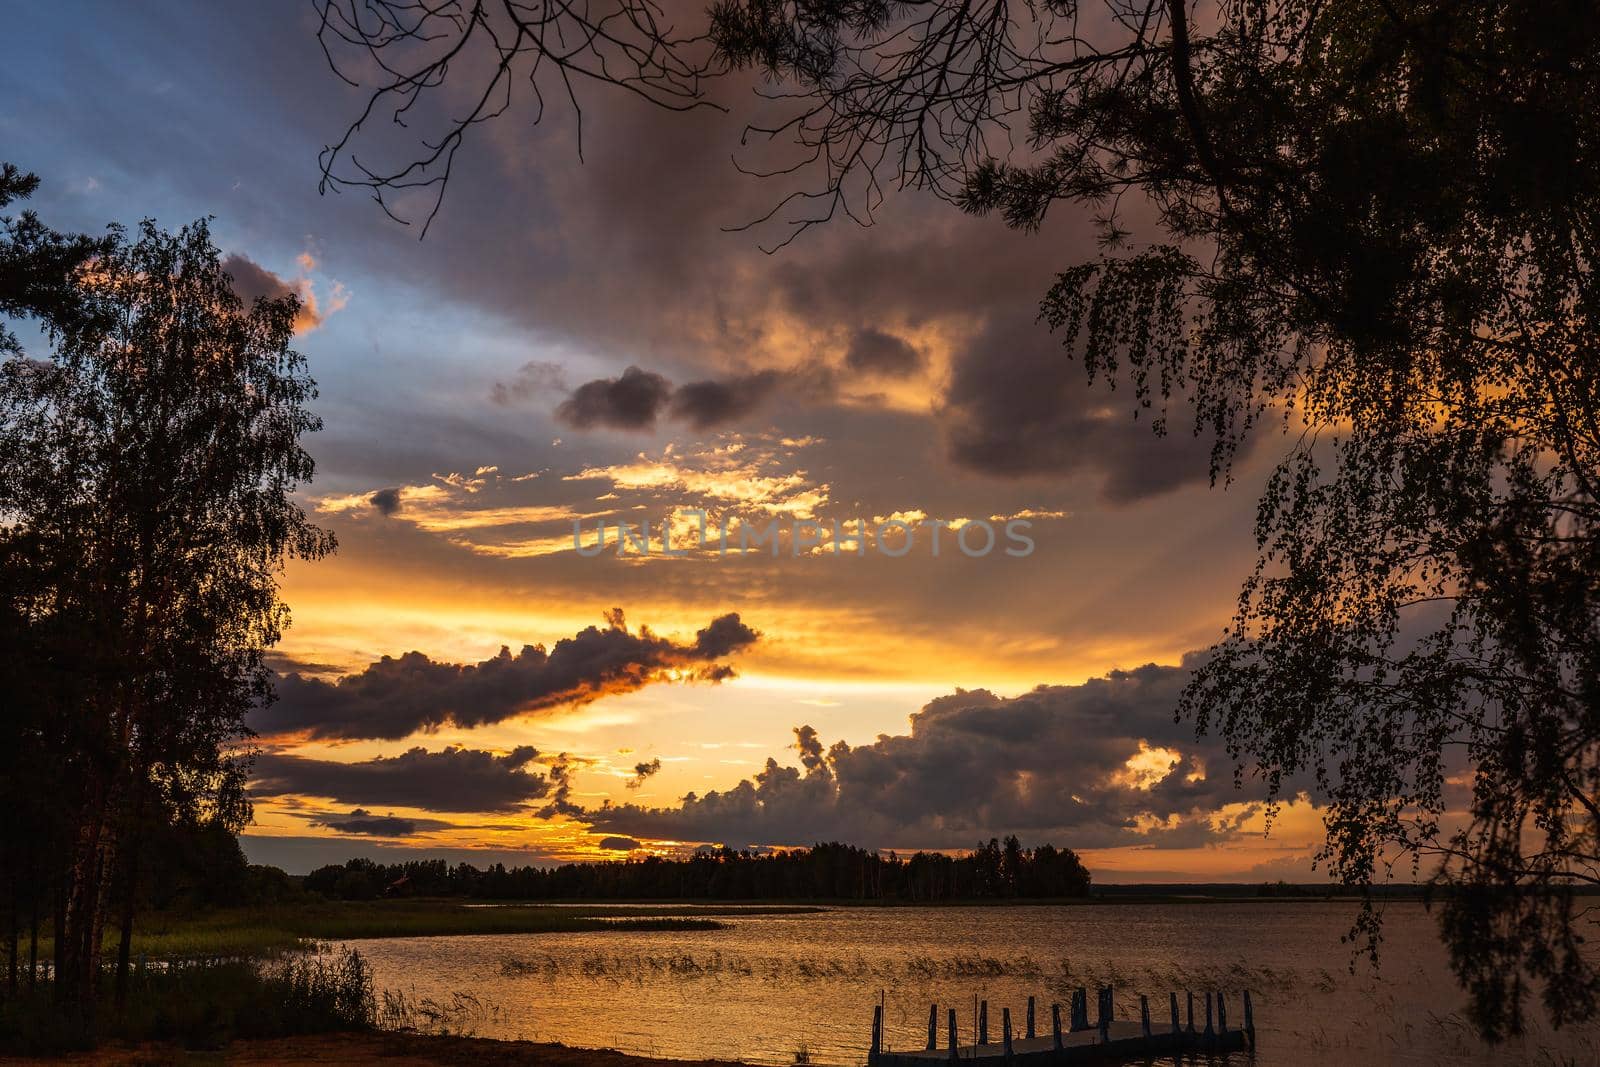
314,2,1600,1038
303,840,1091,901
0,186,334,1019
0,163,111,1005
312,0,720,235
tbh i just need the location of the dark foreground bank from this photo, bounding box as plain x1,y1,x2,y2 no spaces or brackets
0,1031,748,1066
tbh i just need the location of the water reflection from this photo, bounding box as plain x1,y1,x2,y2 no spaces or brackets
341,903,1598,1066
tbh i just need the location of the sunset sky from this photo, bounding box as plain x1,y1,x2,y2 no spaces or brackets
4,1,1332,881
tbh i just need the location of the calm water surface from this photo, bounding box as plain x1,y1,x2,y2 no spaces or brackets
338,902,1598,1066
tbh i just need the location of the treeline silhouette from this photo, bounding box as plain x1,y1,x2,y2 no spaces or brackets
304,837,1092,902
1,163,332,1024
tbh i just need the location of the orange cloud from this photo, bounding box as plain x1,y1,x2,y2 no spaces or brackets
222,251,347,334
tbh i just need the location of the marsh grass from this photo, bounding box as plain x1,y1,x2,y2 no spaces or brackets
494,950,1316,998
0,948,376,1055
43,901,735,959
378,987,508,1037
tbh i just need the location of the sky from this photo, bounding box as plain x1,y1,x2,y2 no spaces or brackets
3,1,1331,881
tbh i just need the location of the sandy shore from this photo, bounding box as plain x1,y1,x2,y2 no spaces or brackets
0,1031,752,1066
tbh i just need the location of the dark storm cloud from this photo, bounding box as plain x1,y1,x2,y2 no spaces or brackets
240,835,565,877
553,367,791,432
263,652,347,679
844,328,922,377
535,756,583,819
598,835,643,851
793,724,827,773
941,314,1231,502
14,4,1222,503
254,611,759,741
222,252,294,305
492,360,568,406
310,809,453,836
669,370,783,429
220,252,332,333
368,487,403,516
17,3,1214,501
555,366,673,430
251,746,549,813
585,656,1263,850
626,758,663,788
691,612,763,657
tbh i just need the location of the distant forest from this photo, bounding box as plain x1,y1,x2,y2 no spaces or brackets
304,838,1093,902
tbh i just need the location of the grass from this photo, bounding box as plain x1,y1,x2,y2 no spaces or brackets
69,900,808,959
0,948,377,1054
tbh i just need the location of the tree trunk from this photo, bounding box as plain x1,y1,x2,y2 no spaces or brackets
61,776,116,1018
113,810,143,1007
6,869,17,996
52,879,65,992
27,878,38,991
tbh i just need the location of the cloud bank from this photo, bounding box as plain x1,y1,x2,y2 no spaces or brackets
254,611,760,740
252,746,551,813
585,657,1262,850
222,252,346,334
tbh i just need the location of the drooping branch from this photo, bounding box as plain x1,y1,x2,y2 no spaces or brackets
710,0,1176,248
315,0,725,236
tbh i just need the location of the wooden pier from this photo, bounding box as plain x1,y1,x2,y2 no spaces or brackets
867,989,1254,1064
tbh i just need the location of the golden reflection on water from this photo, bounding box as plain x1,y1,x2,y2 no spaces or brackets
340,903,1600,1067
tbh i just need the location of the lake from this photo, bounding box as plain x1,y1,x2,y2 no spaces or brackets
338,902,1598,1066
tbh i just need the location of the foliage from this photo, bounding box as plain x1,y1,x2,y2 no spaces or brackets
757,0,1600,1039
304,838,1091,902
314,0,1600,1039
312,0,719,235
0,948,375,1054
0,166,333,1019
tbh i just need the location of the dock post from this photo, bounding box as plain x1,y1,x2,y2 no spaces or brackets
948,1008,958,1062
871,1005,883,1066
1169,992,1180,1035
1071,988,1086,1031
1002,1008,1013,1062
1203,991,1214,1044
1096,987,1109,1042
979,1000,989,1045
1051,1003,1063,1050
1218,991,1228,1038
1140,995,1151,1038
1026,995,1035,1040
928,1004,938,1050
1243,989,1256,1049
1185,991,1195,1035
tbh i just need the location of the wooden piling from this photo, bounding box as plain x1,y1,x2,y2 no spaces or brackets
863,989,1256,1066
1026,995,1035,1040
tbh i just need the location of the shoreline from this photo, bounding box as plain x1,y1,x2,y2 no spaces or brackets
0,1031,753,1066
